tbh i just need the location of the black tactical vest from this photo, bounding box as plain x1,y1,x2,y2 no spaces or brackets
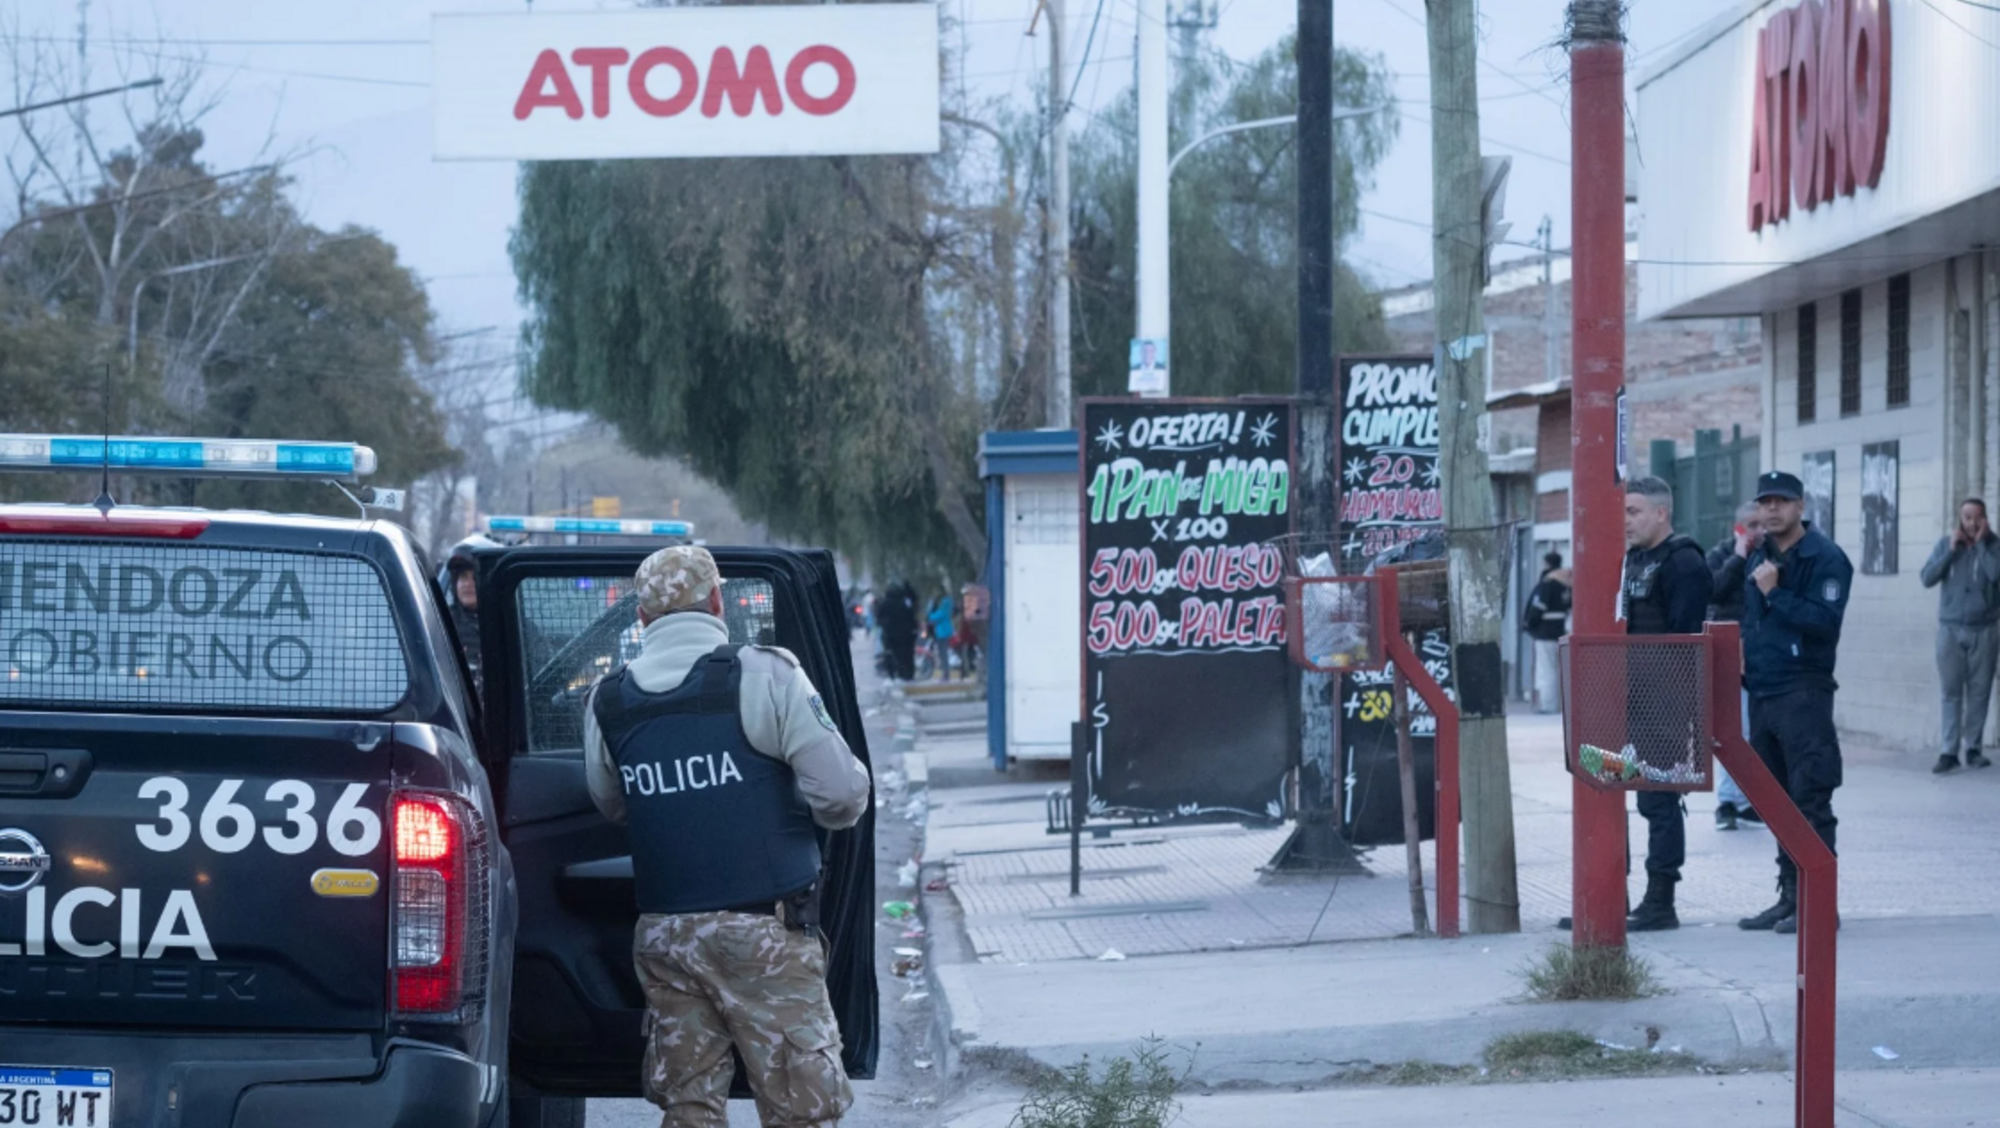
1622,535,1701,636
591,645,821,915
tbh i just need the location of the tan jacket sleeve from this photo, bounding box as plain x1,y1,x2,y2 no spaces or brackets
742,648,872,830
582,683,627,825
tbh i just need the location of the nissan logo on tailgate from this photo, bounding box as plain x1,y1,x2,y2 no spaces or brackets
0,829,50,894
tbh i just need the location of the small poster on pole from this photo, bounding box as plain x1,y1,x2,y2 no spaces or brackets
1127,338,1170,397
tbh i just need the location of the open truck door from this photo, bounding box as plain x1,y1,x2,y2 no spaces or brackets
474,545,877,1098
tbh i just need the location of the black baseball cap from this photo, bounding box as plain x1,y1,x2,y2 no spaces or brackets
1755,471,1804,501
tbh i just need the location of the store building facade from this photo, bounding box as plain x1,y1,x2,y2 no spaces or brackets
1638,0,2000,753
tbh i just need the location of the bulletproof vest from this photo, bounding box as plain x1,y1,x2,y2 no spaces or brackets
591,645,822,915
1622,535,1701,636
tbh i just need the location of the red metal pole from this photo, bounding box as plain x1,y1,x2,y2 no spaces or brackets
1567,8,1629,950
1379,569,1460,939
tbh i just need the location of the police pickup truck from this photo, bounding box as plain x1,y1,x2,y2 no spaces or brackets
0,437,877,1128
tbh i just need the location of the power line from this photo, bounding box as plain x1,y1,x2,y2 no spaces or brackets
1368,0,1567,112
1915,0,2000,50
1391,107,1570,168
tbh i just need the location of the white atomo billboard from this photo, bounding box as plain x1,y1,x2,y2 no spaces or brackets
433,5,940,161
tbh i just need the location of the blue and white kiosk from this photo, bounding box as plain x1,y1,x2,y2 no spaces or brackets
978,429,1079,770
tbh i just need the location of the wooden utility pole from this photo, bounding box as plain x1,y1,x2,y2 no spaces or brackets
1427,0,1519,933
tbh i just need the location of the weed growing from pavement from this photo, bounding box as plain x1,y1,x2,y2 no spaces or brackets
1483,1030,1698,1080
1010,1038,1185,1128
1519,942,1664,1001
1367,1031,1705,1087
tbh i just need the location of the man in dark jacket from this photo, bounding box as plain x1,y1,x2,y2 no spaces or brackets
1739,471,1853,935
1525,552,1572,714
1619,476,1712,931
874,580,919,681
445,551,484,695
1920,498,2000,774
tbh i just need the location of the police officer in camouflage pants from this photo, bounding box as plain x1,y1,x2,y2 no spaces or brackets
584,546,873,1127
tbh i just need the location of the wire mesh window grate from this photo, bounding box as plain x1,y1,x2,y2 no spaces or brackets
1796,301,1817,424
1886,274,1910,408
0,539,407,712
1839,289,1862,418
516,575,777,754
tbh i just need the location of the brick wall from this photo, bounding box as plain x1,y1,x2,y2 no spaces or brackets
1383,259,1765,456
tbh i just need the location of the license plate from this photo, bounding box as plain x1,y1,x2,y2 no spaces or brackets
0,1067,112,1126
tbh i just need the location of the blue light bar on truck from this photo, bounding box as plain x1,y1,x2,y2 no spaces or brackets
483,516,694,538
0,435,377,482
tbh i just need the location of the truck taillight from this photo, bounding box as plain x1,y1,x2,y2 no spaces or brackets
391,792,475,1018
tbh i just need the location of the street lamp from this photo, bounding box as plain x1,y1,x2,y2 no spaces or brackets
1134,104,1389,396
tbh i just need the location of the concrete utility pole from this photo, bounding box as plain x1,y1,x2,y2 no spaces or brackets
1427,0,1519,933
1566,0,1630,950
1135,0,1169,390
1048,0,1073,428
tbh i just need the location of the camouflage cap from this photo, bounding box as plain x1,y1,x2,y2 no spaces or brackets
635,545,721,617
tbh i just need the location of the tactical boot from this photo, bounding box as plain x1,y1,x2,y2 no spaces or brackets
1774,911,1839,934
1626,875,1679,932
1739,881,1797,931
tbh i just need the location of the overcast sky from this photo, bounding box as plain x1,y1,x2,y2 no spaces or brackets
8,0,1750,381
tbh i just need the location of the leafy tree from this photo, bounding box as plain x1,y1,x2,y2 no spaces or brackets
0,42,455,518
512,154,988,580
189,228,454,515
1069,38,1399,398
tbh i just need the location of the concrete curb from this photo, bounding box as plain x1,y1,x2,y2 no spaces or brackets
932,976,2000,1089
938,984,1780,1088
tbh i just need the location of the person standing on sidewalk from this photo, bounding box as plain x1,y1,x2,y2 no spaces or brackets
1920,498,2000,774
1738,471,1852,936
1524,552,1572,714
1706,503,1765,830
1619,477,1712,932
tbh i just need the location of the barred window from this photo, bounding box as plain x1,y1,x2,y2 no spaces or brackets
1796,302,1817,424
516,574,777,755
0,541,407,713
1839,289,1862,417
1886,274,1910,408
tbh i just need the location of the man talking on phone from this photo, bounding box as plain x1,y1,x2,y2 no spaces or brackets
1739,471,1853,935
1920,498,2000,774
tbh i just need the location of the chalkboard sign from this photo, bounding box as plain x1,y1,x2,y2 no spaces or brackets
1337,355,1446,847
1079,398,1297,821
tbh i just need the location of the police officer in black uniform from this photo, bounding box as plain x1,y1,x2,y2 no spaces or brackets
1620,476,1713,931
1738,471,1852,935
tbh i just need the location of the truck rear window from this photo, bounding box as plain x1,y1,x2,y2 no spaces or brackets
0,540,408,713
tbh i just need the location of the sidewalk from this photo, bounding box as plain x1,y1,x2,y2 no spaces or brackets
925,712,2000,963
895,700,2000,1107
940,1068,2000,1128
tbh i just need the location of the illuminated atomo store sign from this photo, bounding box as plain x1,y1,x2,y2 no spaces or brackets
1747,0,1891,232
